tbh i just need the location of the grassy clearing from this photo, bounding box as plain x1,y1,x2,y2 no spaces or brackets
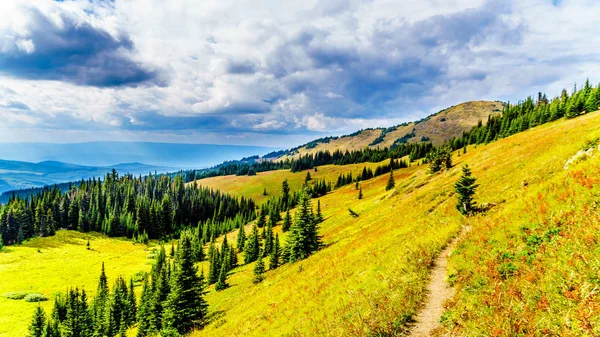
189,161,386,204
0,230,155,337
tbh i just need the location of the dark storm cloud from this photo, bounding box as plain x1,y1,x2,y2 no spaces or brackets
0,6,164,87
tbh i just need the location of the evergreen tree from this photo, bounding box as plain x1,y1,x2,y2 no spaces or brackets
236,225,246,251
214,261,229,291
162,235,208,334
253,257,265,284
93,263,110,336
263,220,274,257
43,319,60,337
243,225,260,264
385,170,395,191
455,165,479,215
269,234,281,270
282,210,292,232
29,306,46,337
135,277,152,337
358,187,363,200
284,194,321,263
315,200,323,223
256,208,266,228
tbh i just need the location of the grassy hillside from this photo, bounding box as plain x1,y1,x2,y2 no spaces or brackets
279,101,502,161
188,111,600,336
189,161,387,204
4,110,600,336
436,112,600,336
0,231,155,337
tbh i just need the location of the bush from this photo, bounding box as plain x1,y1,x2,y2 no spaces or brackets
24,293,48,302
2,291,30,300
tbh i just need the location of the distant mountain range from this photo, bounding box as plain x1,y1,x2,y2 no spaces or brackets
0,160,174,199
0,142,278,168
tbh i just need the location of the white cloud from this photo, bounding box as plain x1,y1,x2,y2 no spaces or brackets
0,0,599,146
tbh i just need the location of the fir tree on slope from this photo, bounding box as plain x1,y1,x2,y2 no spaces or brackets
455,164,479,215
28,306,46,337
244,225,260,264
284,193,322,263
269,234,281,270
253,256,266,284
162,235,209,334
385,170,395,191
282,209,292,232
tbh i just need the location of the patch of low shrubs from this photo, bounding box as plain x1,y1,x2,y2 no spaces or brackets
2,291,30,300
24,293,48,302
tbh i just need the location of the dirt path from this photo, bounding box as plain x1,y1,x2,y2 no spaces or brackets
409,228,466,337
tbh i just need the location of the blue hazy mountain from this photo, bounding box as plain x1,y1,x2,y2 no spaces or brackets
0,159,174,197
0,142,277,168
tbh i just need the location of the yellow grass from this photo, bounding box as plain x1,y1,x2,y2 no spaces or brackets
0,230,155,337
278,100,502,162
189,161,386,204
3,110,600,336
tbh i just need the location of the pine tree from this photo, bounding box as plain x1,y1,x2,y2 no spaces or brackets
28,306,46,337
285,194,321,263
253,257,265,284
455,165,479,215
243,225,260,264
236,225,245,251
135,277,152,337
282,209,292,232
269,234,281,270
263,220,274,257
43,319,60,337
358,187,363,200
214,261,228,291
256,208,266,228
162,235,208,334
315,200,323,223
282,179,290,208
93,263,110,336
385,170,395,191
127,279,137,326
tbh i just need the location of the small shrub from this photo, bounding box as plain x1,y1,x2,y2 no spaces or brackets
2,291,30,300
132,271,147,283
24,293,48,302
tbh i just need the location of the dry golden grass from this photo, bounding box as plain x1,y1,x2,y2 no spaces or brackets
278,101,502,162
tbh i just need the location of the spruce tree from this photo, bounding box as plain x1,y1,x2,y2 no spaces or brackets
385,170,395,191
263,221,274,257
358,187,363,200
93,263,110,336
253,257,265,284
214,261,229,291
285,193,321,263
315,200,323,223
135,277,152,337
269,234,281,270
236,225,246,251
243,225,260,264
162,235,208,334
282,210,292,232
455,165,479,215
29,306,46,337
256,208,266,228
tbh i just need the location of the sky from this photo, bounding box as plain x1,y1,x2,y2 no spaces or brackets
1,0,599,148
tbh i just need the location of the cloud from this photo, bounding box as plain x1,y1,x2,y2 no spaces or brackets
0,2,164,87
0,0,599,147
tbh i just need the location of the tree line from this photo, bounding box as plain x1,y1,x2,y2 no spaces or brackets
0,170,255,247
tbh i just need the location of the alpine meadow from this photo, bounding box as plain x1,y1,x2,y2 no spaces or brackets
1,1,600,337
